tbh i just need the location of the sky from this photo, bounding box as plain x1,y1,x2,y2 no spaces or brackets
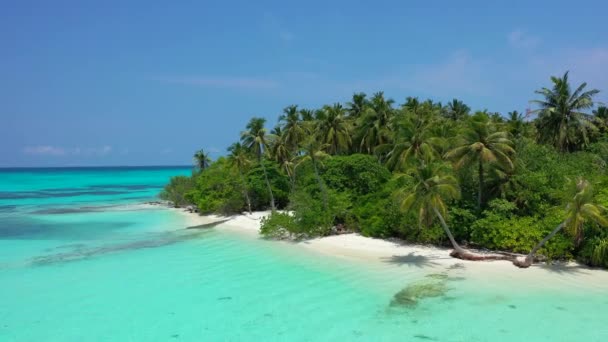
1,0,608,167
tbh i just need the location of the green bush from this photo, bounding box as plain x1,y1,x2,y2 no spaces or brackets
322,154,391,196
246,161,290,210
590,238,608,267
288,187,351,238
470,201,574,259
159,175,195,207
188,158,246,214
260,212,298,239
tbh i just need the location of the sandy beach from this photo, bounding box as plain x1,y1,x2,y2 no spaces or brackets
174,209,608,292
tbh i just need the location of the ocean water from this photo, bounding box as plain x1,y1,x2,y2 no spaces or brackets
1,167,607,341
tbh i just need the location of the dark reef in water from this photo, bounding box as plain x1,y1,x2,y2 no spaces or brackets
0,205,16,212
0,184,161,201
29,230,210,266
390,267,467,308
390,280,448,307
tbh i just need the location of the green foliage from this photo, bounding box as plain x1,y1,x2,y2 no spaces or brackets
471,201,574,259
189,158,245,214
578,237,608,268
322,154,391,197
260,212,298,239
288,188,351,238
159,175,195,207
166,71,608,267
246,161,290,210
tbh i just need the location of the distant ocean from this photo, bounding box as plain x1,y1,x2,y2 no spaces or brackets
1,167,607,341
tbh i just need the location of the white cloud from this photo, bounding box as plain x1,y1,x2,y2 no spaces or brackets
23,145,66,156
342,50,493,97
403,50,492,95
160,148,173,154
521,47,608,93
23,145,112,157
508,29,540,49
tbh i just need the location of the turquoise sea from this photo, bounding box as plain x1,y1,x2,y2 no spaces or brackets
1,167,607,341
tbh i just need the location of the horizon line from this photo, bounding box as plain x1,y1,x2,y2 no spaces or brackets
0,164,194,169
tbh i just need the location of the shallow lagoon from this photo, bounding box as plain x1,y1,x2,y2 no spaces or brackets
1,167,607,341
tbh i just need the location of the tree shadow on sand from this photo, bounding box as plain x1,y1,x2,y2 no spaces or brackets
537,263,590,275
382,252,444,268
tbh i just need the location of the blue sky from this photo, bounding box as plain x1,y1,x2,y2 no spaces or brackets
1,0,607,167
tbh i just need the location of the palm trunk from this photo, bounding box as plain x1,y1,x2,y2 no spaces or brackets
259,157,276,211
312,158,328,211
238,168,252,214
515,222,566,268
433,207,466,255
290,168,297,193
478,159,484,210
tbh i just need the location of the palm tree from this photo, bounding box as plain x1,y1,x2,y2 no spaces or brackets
299,108,315,122
227,142,253,214
297,136,330,211
400,162,466,255
446,115,515,210
531,71,599,152
593,106,608,133
278,105,307,152
317,103,351,155
193,149,211,172
356,92,395,154
346,92,368,119
444,99,471,121
269,126,297,191
382,109,440,171
402,96,421,114
506,110,527,138
240,117,276,210
514,178,608,268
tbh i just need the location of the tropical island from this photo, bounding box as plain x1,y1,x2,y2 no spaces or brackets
161,72,608,269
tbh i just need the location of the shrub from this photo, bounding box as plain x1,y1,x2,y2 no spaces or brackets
470,202,574,259
159,175,195,207
246,161,290,210
322,154,391,196
260,212,298,239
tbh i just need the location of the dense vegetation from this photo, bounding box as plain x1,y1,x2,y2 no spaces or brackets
161,72,608,267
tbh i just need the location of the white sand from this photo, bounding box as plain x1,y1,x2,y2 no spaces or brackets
173,209,608,291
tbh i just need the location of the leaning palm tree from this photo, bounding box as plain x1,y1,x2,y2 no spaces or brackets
531,71,599,152
193,149,211,172
227,142,253,214
317,103,351,155
445,115,515,210
296,136,330,211
240,117,276,210
514,178,608,268
400,162,467,256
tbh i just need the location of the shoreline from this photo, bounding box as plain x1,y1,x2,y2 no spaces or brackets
169,208,608,292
